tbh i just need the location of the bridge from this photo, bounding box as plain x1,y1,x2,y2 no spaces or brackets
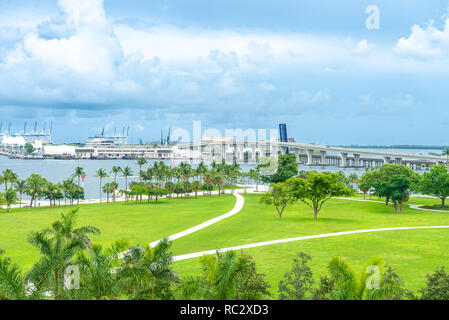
178,139,446,170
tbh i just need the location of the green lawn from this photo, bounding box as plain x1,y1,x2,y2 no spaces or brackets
170,194,449,255
173,228,449,295
353,193,444,206
171,193,449,295
0,195,236,269
2,190,449,297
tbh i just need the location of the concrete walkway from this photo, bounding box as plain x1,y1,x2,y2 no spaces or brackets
150,192,245,247
172,225,449,261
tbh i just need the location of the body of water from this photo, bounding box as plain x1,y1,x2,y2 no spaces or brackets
0,148,443,199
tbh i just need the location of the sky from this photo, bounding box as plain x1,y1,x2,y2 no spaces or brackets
1,0,449,145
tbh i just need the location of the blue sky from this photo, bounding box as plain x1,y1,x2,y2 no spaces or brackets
1,0,449,145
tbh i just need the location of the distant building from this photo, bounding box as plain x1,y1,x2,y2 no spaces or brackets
43,145,76,157
1,135,26,147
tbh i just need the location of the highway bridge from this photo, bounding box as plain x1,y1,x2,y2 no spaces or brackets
178,139,446,170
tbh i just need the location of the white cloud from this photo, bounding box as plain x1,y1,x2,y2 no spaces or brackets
353,40,375,54
0,0,447,129
394,19,449,58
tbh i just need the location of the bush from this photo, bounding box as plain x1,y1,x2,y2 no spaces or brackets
278,252,314,300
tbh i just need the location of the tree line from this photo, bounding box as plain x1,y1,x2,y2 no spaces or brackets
259,154,449,218
357,163,449,210
0,158,263,212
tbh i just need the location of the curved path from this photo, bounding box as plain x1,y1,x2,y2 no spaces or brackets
149,192,245,247
172,225,449,261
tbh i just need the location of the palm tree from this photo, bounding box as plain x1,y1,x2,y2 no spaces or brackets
73,166,85,186
192,180,201,199
203,172,213,196
212,172,225,197
348,173,359,189
154,161,168,185
2,169,18,191
95,169,109,204
26,208,100,298
137,157,148,182
325,256,403,300
25,174,45,208
0,251,27,300
61,178,75,206
442,148,449,171
121,166,133,191
110,181,119,202
195,161,208,181
3,188,18,212
110,166,122,182
14,180,27,208
102,183,111,203
198,251,250,300
64,240,129,300
116,238,178,300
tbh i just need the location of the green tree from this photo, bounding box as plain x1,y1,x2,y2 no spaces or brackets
212,172,225,197
3,188,18,212
110,166,122,182
195,161,208,182
110,181,119,202
165,181,175,199
122,166,133,191
24,143,35,154
373,164,420,206
420,165,449,208
415,266,449,300
26,208,100,298
261,154,298,183
2,169,18,191
235,255,271,300
117,239,178,300
66,239,128,300
288,171,354,219
203,172,213,196
73,166,85,186
14,180,27,208
248,168,261,192
278,252,314,300
149,187,168,202
322,256,405,300
348,173,359,188
359,171,377,199
0,251,28,300
198,251,250,300
259,182,296,219
102,182,112,203
373,174,411,212
25,174,47,208
192,180,201,199
137,157,148,182
95,169,109,204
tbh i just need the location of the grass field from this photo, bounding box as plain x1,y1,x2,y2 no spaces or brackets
173,228,449,295
0,195,236,269
170,193,449,295
2,190,449,296
353,193,444,206
170,194,449,255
